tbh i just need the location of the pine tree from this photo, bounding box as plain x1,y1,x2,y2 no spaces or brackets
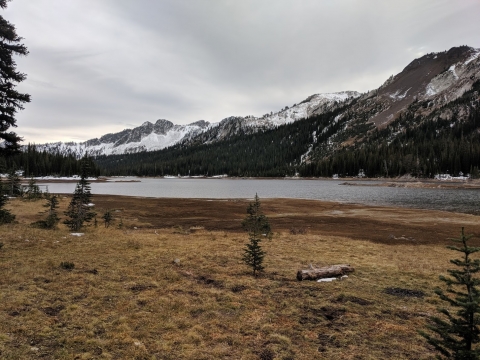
25,177,41,200
32,193,59,229
43,193,59,228
420,228,480,359
0,181,14,224
64,157,95,231
242,194,272,276
0,0,31,155
6,167,20,196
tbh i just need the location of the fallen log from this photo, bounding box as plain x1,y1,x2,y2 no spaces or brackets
296,264,354,281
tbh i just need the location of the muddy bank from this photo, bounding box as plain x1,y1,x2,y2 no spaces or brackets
340,178,480,189
91,195,480,246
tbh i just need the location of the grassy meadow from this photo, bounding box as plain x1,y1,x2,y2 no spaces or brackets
0,195,478,359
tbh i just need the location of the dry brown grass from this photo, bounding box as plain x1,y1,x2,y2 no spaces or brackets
0,196,474,359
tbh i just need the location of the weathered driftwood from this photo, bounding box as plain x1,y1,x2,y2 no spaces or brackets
296,264,354,281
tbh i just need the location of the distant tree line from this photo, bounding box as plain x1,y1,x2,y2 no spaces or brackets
1,144,100,177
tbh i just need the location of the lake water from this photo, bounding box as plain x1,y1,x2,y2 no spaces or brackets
42,178,480,214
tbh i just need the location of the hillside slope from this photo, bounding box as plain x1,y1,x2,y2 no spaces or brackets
94,46,480,178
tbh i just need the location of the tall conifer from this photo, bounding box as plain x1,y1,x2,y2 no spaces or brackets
0,0,31,155
64,157,95,231
242,194,272,276
421,228,480,359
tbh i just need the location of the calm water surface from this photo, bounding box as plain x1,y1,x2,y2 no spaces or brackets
43,178,480,214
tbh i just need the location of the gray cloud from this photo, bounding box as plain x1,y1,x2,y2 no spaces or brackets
5,0,480,143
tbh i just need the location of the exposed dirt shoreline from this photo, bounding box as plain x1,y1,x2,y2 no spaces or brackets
91,195,480,246
340,179,480,189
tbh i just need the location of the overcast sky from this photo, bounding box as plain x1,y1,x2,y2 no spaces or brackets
5,0,480,144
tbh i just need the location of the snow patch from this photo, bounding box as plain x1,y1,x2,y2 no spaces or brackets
33,175,97,181
465,49,480,65
448,64,459,79
317,275,348,283
424,62,462,98
389,87,411,100
248,91,359,128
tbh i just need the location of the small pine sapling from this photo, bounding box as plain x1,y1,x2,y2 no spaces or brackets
102,210,113,228
44,193,60,229
25,177,42,200
242,194,272,277
32,193,60,229
6,167,21,196
420,227,480,359
64,156,96,231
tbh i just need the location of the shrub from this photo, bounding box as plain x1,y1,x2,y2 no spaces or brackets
60,262,75,270
102,210,113,228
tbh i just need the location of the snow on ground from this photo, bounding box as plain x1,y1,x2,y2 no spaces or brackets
465,48,480,65
424,63,462,98
33,176,97,181
317,277,337,282
449,64,459,79
425,83,438,97
389,87,411,100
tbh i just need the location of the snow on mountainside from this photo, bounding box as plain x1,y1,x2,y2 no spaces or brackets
303,46,480,164
35,91,360,157
35,46,479,159
37,120,211,157
181,91,360,145
249,91,360,127
363,45,480,128
423,48,480,102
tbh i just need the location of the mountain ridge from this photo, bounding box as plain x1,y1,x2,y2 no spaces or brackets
34,91,360,157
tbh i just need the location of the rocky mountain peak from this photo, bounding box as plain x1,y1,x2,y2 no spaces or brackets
362,46,480,127
186,120,210,128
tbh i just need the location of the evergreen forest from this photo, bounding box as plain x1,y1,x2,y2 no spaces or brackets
0,144,100,177
95,81,480,178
